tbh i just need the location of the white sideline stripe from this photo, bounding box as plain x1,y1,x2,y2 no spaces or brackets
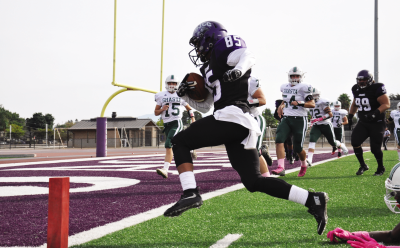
209,234,243,248
0,152,351,248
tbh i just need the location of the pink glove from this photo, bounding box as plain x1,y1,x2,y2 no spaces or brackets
327,228,357,243
311,117,324,124
347,233,386,248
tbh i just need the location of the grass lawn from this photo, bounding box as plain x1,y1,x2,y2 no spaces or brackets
73,151,400,248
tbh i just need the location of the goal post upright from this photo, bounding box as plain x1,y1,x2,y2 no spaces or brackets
96,0,162,157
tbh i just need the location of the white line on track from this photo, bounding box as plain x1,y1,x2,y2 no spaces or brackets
209,234,243,248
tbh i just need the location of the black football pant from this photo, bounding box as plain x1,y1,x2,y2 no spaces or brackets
351,120,385,165
172,115,292,199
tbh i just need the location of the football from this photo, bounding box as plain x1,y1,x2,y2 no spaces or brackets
185,72,208,102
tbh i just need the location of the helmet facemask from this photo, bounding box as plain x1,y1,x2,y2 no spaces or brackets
166,82,178,93
334,101,341,111
312,88,321,101
385,163,400,213
288,67,305,86
356,70,374,89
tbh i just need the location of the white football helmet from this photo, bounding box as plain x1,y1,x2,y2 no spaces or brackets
312,88,321,101
384,162,400,213
165,75,179,92
333,101,342,111
397,102,400,111
288,67,305,86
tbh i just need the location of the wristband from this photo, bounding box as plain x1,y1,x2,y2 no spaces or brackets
188,110,194,117
296,101,305,107
323,113,330,119
248,99,260,107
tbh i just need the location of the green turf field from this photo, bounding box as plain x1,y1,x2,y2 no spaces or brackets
73,151,400,248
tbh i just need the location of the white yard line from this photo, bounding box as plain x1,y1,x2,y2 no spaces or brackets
209,234,243,248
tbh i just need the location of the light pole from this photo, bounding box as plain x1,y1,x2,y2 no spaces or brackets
374,0,379,82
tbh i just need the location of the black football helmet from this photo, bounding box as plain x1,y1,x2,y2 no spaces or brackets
188,21,227,67
356,70,374,89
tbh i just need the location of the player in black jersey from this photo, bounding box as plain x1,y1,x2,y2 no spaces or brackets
349,70,390,176
164,21,329,236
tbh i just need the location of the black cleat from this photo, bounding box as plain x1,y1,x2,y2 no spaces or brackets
289,156,294,164
331,146,337,155
338,152,342,158
164,188,203,217
373,167,385,176
261,145,273,166
294,153,300,161
307,192,329,235
356,164,369,175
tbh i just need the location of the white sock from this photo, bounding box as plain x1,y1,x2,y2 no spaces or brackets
398,149,400,160
163,162,170,171
179,171,196,191
288,185,309,206
307,152,314,164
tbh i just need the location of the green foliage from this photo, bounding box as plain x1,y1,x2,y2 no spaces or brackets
72,151,400,248
181,111,203,125
389,93,400,100
156,118,164,127
26,112,55,130
56,120,75,128
338,93,351,111
262,108,278,128
5,124,25,138
0,105,25,131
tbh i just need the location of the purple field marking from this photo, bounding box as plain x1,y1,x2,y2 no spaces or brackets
0,151,346,247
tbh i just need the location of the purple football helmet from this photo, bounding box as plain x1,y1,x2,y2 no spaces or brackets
188,21,227,67
356,70,374,89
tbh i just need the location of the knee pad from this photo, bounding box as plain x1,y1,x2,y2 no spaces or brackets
308,142,316,150
172,143,192,167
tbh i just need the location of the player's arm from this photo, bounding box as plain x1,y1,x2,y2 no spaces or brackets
277,101,285,118
154,104,168,116
342,116,348,125
369,221,400,243
223,48,255,82
377,94,390,114
185,105,196,123
324,106,333,119
249,88,266,107
291,95,315,108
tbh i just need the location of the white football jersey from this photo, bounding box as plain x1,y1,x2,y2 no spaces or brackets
309,98,332,125
390,110,400,129
332,109,348,128
247,76,262,116
280,83,313,117
155,91,188,123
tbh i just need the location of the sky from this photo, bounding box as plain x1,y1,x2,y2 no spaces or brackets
1,0,399,125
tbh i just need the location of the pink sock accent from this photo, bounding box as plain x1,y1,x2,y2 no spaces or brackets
338,148,342,152
301,160,306,167
278,158,285,169
262,172,270,177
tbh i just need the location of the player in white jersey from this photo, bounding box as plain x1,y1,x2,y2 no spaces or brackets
388,102,400,160
247,76,272,176
306,90,348,172
154,75,196,178
331,101,348,157
272,67,315,177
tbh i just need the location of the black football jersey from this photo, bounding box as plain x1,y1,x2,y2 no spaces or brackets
199,35,251,113
351,83,387,123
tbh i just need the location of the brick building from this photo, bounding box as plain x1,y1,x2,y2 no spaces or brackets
68,117,160,148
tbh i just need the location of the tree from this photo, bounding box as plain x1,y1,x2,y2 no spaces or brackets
0,105,25,131
56,120,75,128
389,93,400,100
156,118,164,127
5,124,25,139
181,111,203,125
26,112,55,130
262,108,279,128
338,93,352,111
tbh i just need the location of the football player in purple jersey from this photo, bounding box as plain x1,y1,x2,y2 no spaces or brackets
164,21,329,236
349,70,390,176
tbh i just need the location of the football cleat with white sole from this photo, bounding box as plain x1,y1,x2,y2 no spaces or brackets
156,168,168,179
271,166,285,176
340,144,349,155
306,159,312,167
261,145,273,166
356,164,369,176
307,192,329,235
164,188,203,217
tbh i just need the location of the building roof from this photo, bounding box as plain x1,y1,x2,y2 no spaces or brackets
68,117,159,130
